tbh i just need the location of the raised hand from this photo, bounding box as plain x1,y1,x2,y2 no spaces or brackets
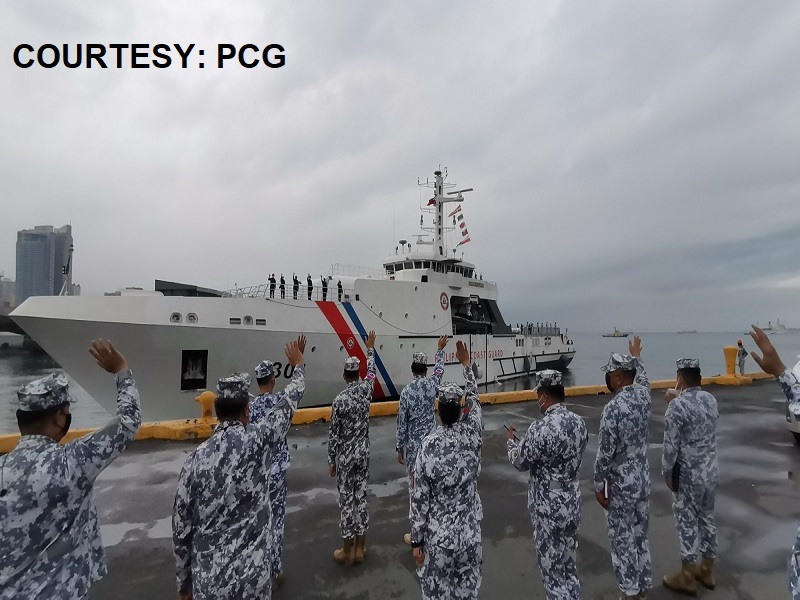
437,335,449,350
285,340,304,367
413,546,425,567
89,339,128,374
455,340,470,367
749,325,787,376
296,334,307,354
629,336,642,358
365,330,377,350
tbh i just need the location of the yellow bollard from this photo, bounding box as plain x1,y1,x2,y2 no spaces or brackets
195,391,217,421
723,345,738,376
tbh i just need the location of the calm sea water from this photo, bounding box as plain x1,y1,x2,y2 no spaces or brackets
2,330,799,435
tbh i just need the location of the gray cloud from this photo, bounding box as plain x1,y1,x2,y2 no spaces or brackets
1,1,798,332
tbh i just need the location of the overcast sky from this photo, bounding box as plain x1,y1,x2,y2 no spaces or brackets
1,1,798,332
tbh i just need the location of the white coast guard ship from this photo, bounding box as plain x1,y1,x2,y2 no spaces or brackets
11,169,575,422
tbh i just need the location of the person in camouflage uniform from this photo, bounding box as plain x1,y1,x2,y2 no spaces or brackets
748,325,800,599
593,336,652,600
328,331,377,565
661,357,719,595
410,340,483,600
0,340,141,599
507,369,588,599
173,339,305,600
396,335,448,545
250,335,307,589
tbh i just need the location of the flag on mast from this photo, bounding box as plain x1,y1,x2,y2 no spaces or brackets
448,205,462,217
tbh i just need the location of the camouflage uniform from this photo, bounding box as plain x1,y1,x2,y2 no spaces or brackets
777,369,800,598
250,360,306,579
328,351,376,539
508,370,588,599
410,367,483,599
173,369,304,599
396,349,445,478
594,353,652,598
662,358,718,565
0,371,141,599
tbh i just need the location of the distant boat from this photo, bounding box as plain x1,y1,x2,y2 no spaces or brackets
602,327,631,338
763,319,787,335
677,330,697,334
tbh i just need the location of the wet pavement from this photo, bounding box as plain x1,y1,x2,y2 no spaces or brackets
89,380,800,599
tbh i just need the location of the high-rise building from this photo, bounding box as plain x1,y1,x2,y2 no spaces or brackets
0,277,15,316
15,224,74,305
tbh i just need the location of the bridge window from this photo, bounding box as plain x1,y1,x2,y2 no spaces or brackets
414,261,422,269
404,262,412,269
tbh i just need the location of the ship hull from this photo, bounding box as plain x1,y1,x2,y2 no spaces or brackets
12,294,575,422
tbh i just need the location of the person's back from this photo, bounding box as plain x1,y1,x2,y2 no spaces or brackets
175,422,274,597
667,388,718,483
601,383,651,497
331,378,372,467
525,404,587,491
0,341,140,600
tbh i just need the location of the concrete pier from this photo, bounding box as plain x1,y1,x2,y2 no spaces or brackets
86,379,800,599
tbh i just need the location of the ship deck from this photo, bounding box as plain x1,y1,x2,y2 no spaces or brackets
89,380,799,599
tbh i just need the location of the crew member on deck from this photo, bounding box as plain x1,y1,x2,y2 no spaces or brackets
337,280,343,302
0,340,141,599
292,274,299,300
321,275,328,301
279,274,286,299
307,274,313,301
269,274,276,299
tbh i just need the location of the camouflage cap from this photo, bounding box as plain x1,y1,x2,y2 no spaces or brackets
344,356,361,372
601,352,636,372
216,372,252,402
437,382,464,404
17,373,73,412
676,357,700,370
254,360,275,379
533,369,562,391
411,352,428,366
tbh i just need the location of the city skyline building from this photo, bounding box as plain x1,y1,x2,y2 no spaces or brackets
15,224,75,305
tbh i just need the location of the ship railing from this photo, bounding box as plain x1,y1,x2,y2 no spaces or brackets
221,282,357,303
515,326,563,337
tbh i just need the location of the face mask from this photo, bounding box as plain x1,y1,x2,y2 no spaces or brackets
538,393,547,414
605,372,615,393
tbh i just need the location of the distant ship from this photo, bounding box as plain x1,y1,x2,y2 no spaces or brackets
762,319,787,335
602,327,631,338
677,330,698,334
11,168,576,422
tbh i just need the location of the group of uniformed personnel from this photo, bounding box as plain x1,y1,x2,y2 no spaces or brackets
3,325,800,599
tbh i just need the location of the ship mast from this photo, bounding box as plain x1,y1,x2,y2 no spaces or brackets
418,168,471,259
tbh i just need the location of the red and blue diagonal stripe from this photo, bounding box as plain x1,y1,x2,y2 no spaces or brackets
316,301,396,398
341,301,398,397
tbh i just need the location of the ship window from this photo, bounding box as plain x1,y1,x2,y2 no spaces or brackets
355,294,359,301
421,275,428,282
255,318,266,326
404,262,412,269
414,261,422,269
187,313,198,323
386,266,394,275
395,263,403,272
243,315,253,325
181,350,208,391
229,317,242,325
170,312,182,323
